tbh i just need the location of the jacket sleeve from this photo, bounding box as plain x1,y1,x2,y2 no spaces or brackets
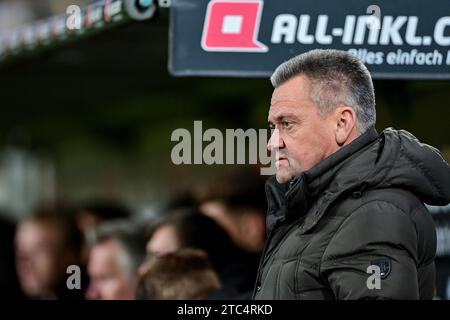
320,200,420,299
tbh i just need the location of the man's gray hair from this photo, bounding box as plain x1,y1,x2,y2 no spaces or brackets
92,220,147,276
271,49,376,133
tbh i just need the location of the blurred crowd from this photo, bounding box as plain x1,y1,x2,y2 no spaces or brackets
0,168,268,300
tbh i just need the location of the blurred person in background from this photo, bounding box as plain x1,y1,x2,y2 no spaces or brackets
137,249,221,300
160,190,198,213
198,168,267,254
196,168,267,299
74,199,131,261
86,220,146,300
143,209,257,299
15,206,86,299
0,214,25,299
75,199,132,236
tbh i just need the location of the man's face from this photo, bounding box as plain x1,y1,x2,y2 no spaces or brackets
86,240,136,300
268,75,338,183
146,225,180,257
15,221,64,298
138,225,180,276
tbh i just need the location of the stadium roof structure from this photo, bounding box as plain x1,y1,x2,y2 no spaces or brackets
0,0,164,67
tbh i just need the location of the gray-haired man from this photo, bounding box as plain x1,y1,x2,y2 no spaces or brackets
254,49,450,300
86,221,146,300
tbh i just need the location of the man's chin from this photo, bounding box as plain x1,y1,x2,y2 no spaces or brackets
275,171,293,184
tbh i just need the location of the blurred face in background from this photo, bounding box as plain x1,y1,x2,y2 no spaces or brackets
146,224,180,256
138,224,180,275
15,220,65,298
86,239,137,300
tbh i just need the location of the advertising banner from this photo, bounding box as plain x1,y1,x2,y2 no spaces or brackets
170,0,450,79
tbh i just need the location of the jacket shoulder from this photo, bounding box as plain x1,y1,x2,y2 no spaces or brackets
319,188,436,299
322,188,434,265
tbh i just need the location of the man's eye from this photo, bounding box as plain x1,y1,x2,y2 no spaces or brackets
282,121,291,128
269,123,275,129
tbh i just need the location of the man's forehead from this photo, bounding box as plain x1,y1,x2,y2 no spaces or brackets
269,80,314,119
90,240,124,269
268,108,299,121
268,96,312,121
18,221,59,239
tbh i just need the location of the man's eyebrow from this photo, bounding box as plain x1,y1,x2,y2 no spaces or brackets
269,113,298,123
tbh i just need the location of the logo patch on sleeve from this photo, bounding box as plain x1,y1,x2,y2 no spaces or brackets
370,257,392,279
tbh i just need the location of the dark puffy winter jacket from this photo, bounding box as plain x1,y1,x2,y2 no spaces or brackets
253,128,450,300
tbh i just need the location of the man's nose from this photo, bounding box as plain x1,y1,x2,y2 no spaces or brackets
267,129,284,152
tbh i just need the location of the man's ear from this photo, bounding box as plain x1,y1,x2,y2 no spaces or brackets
334,106,357,146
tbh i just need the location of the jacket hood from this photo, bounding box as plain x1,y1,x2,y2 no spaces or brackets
265,127,450,232
368,128,450,205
